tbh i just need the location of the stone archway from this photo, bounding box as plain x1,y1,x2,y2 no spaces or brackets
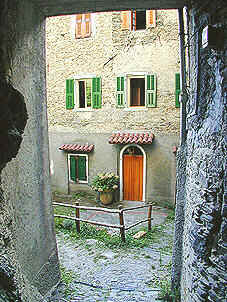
1,1,226,302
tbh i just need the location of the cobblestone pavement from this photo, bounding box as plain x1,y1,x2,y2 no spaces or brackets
48,210,173,302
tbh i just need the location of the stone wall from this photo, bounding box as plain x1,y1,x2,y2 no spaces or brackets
0,1,60,301
46,10,180,134
172,2,227,301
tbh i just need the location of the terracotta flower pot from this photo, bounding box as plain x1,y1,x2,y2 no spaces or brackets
100,191,114,205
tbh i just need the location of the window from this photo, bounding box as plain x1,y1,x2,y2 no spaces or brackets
68,154,88,183
116,74,157,108
121,10,156,31
78,79,92,108
66,77,101,109
175,73,181,108
75,13,91,38
130,77,145,106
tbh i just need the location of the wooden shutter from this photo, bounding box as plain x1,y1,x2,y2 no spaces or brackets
146,10,156,28
175,73,181,108
75,14,83,38
121,11,131,30
92,77,101,108
70,156,77,182
66,79,75,109
146,74,157,107
78,156,87,181
116,76,125,107
84,13,91,37
131,10,136,31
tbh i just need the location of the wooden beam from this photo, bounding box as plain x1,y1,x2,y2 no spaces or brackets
33,0,187,17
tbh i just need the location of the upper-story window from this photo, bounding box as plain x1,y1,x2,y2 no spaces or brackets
116,74,157,108
75,13,92,38
121,10,156,31
66,77,102,110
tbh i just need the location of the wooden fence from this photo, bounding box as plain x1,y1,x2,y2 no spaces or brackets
53,202,153,242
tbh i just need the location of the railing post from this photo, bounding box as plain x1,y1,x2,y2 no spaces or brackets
75,202,80,233
148,204,152,232
118,205,126,242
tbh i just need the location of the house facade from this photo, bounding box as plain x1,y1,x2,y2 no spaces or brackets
46,9,180,204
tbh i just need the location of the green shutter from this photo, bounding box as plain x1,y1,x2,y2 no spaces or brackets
175,73,181,108
92,77,101,109
78,156,87,181
146,74,157,107
66,79,75,109
70,156,77,182
116,76,125,107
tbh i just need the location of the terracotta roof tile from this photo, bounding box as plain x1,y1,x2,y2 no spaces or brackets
59,143,94,152
109,132,154,145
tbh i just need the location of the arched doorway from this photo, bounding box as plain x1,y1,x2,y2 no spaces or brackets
120,145,146,201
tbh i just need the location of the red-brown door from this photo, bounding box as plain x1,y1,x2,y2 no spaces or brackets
123,154,143,201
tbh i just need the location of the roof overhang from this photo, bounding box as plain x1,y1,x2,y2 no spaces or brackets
109,132,154,145
59,143,94,152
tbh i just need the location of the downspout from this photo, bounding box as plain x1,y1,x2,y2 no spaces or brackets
178,8,187,145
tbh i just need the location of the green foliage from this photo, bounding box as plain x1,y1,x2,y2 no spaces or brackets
157,278,181,302
166,210,176,222
90,172,119,192
71,191,88,199
60,266,78,298
54,215,168,250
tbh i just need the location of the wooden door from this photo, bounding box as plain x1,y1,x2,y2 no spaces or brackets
123,154,143,201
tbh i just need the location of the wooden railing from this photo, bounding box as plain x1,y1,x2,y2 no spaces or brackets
53,202,153,242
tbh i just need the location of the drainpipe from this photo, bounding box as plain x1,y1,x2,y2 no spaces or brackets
178,8,187,145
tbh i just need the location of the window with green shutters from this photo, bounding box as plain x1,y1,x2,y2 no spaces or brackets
116,76,125,107
175,73,181,108
116,74,157,108
92,77,102,108
146,74,157,107
66,77,101,109
66,79,75,109
68,154,88,183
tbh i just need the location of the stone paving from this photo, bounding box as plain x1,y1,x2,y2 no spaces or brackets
48,202,173,302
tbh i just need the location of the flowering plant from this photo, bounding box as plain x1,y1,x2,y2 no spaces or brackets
91,172,120,192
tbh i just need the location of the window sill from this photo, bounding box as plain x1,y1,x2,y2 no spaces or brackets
69,181,88,184
123,107,149,111
74,108,93,112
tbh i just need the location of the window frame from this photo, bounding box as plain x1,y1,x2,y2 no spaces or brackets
76,78,92,110
73,74,101,111
121,10,156,31
116,72,156,110
127,74,146,108
71,14,96,39
68,153,88,184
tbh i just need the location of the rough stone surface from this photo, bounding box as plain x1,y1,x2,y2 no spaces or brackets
0,1,60,301
173,2,227,302
48,221,174,302
46,10,180,134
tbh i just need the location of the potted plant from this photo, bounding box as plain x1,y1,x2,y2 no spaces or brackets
91,172,120,205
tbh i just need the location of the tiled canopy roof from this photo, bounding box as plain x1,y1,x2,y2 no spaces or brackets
108,132,154,145
59,144,94,152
